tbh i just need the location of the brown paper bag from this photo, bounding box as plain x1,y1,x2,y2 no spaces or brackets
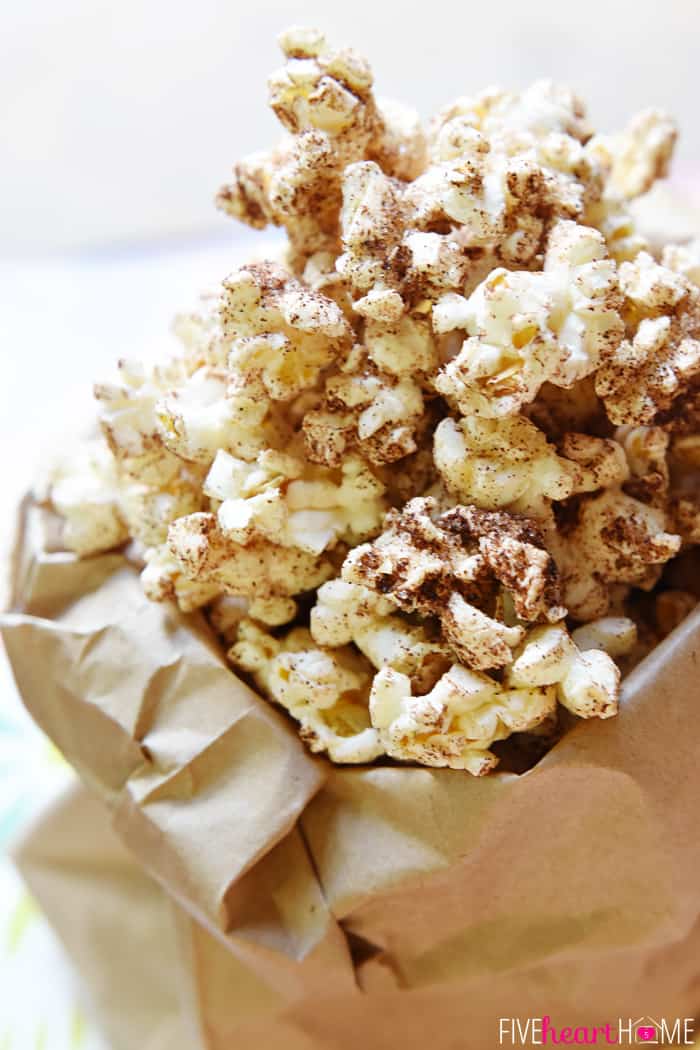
3,498,700,1048
12,783,195,1050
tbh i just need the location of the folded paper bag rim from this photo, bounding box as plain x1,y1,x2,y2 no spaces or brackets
3,498,700,1042
12,781,700,1050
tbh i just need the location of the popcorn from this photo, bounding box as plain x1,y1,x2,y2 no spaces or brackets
354,617,450,692
42,440,129,557
571,617,638,658
342,497,564,670
269,27,378,151
583,197,649,264
441,592,525,671
239,596,299,626
94,358,186,484
369,663,556,773
371,96,427,181
417,82,606,268
172,290,228,372
506,623,624,718
429,81,592,152
229,619,383,763
156,367,278,465
311,579,449,690
168,512,334,599
204,447,385,554
118,473,203,549
302,351,426,466
550,489,681,620
663,239,700,288
336,160,468,312
207,594,250,641
583,111,675,263
557,432,630,494
589,109,677,201
216,133,342,265
670,494,700,545
215,29,423,268
434,221,624,417
616,425,669,507
618,250,688,310
595,253,700,426
140,543,220,612
45,26,700,774
310,579,395,646
364,315,437,378
336,161,406,301
220,262,352,400
433,415,627,512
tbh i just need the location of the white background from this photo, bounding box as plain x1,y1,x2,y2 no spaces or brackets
2,0,700,251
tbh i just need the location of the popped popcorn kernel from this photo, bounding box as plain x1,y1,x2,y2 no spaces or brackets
550,489,681,620
118,473,203,549
229,619,383,763
557,432,630,495
595,254,700,426
434,221,624,417
370,97,428,181
663,239,700,288
571,617,638,658
310,578,394,646
302,352,426,466
616,424,670,507
370,663,555,773
168,512,334,599
583,196,649,264
204,446,385,554
141,543,221,612
41,440,129,557
420,81,605,268
336,161,469,312
310,578,450,690
506,623,622,719
433,414,575,511
590,109,677,201
342,497,564,670
94,357,186,484
156,367,277,466
216,30,423,269
207,594,250,641
172,290,229,372
221,261,352,400
249,595,298,626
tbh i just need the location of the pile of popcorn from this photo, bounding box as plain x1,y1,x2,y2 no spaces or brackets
44,28,700,773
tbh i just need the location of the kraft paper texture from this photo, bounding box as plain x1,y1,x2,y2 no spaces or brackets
3,498,700,1048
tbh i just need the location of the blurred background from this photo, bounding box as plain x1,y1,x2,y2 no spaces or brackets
1,2,700,1046
3,0,700,252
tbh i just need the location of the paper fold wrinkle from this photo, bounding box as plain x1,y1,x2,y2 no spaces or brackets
4,499,700,1046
